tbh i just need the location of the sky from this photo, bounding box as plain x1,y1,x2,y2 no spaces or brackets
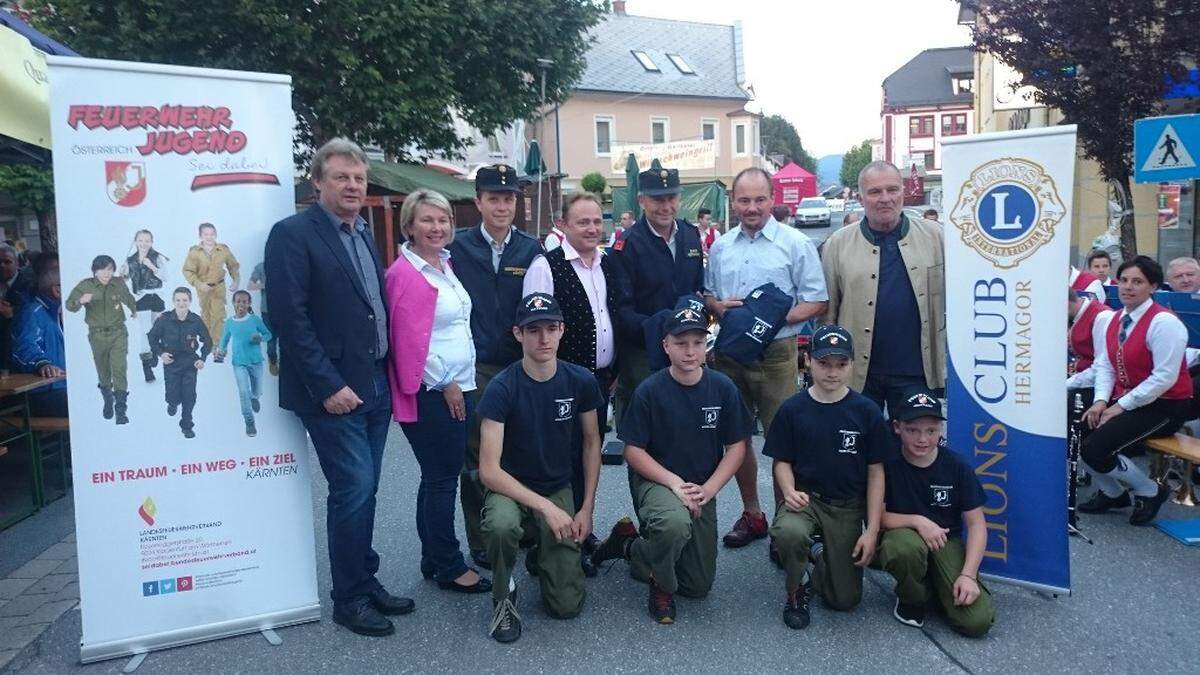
629,0,973,157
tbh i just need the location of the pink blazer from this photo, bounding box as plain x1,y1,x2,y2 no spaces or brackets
385,252,438,422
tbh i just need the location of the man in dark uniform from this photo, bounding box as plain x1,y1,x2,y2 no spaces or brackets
611,167,705,429
448,163,544,569
148,287,212,439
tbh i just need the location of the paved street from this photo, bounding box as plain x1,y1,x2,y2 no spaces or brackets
2,423,1199,674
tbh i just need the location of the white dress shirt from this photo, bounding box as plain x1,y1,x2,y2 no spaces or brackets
544,228,563,252
401,244,477,392
522,238,615,369
1065,299,1112,390
1091,298,1188,410
704,216,828,340
480,224,513,273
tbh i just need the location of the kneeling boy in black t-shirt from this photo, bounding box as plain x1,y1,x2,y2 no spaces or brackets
477,293,604,643
591,306,752,624
765,325,888,630
878,388,994,637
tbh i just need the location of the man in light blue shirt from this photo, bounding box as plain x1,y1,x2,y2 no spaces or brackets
704,167,828,554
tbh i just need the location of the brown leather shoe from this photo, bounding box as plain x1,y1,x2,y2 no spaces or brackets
723,510,768,548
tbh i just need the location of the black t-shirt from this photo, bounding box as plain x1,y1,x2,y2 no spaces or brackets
619,368,753,484
763,388,890,499
884,447,986,537
477,360,603,496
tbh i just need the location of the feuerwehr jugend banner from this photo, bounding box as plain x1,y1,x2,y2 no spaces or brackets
942,126,1076,594
47,56,320,663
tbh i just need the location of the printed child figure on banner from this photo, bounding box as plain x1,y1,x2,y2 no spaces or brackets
65,255,137,424
215,290,272,437
148,287,212,439
182,222,240,346
118,229,170,384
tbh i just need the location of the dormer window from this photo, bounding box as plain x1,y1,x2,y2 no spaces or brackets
666,53,695,75
632,50,660,72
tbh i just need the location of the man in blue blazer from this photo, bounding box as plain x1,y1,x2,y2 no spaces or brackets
265,138,413,637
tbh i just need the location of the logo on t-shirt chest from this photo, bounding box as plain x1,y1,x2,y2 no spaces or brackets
930,483,953,508
837,429,860,454
700,406,721,429
555,398,575,422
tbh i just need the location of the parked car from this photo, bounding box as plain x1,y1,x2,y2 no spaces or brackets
793,197,832,227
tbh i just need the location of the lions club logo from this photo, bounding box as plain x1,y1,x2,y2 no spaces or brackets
106,161,147,207
949,158,1065,269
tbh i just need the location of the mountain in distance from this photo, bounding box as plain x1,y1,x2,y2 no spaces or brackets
817,154,843,188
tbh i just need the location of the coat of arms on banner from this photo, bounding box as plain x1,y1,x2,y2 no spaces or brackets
948,158,1065,269
105,161,147,207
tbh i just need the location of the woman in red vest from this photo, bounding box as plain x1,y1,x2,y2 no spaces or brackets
1066,286,1113,398
1080,256,1192,526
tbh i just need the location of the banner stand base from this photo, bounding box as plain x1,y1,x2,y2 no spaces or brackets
261,629,282,646
1068,524,1095,545
122,653,146,674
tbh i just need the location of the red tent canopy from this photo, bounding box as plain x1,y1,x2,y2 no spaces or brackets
772,161,818,213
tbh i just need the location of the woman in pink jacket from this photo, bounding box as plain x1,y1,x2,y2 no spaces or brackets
387,189,491,594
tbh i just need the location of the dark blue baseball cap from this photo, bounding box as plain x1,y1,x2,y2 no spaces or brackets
515,292,563,327
810,325,853,360
664,306,709,336
893,388,945,421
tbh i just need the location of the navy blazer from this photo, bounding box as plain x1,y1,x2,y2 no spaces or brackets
265,204,388,415
611,216,705,346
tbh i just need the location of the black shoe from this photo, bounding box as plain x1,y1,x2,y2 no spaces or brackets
182,428,195,439
1129,484,1170,526
251,398,261,413
769,538,782,569
648,580,676,624
246,420,257,437
581,533,601,556
167,402,178,417
893,597,925,628
332,600,395,637
489,592,521,643
437,570,493,594
592,517,637,565
114,390,129,424
1078,490,1132,513
470,549,492,570
580,550,598,578
783,584,811,630
367,587,415,616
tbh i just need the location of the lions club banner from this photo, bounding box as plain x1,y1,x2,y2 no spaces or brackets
942,126,1076,593
47,56,320,662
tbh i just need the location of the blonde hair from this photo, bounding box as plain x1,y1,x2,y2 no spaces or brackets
399,189,455,241
561,191,603,221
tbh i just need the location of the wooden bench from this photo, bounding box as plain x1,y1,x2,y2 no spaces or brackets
1144,434,1200,464
1,417,69,433
1145,434,1200,506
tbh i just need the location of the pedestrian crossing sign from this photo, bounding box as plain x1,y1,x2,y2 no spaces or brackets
1134,114,1200,183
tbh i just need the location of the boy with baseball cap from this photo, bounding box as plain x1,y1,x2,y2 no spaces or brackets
877,387,994,636
766,325,889,629
591,306,752,624
477,293,604,643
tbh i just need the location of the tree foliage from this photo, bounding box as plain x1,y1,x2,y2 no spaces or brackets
965,0,1200,258
580,172,606,194
0,165,56,252
760,114,817,173
27,0,606,166
839,140,873,190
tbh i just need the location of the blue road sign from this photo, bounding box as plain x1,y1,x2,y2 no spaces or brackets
1134,113,1200,183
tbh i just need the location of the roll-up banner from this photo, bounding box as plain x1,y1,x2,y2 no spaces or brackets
47,56,320,663
942,126,1076,594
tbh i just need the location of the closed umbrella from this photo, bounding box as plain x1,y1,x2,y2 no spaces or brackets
525,139,546,237
623,152,639,219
